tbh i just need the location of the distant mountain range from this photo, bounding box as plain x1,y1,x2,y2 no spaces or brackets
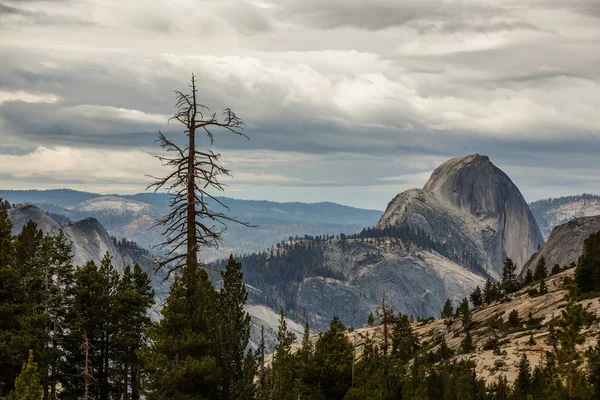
0,189,383,259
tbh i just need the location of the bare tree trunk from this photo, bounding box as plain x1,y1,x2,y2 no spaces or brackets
147,73,251,277
187,77,198,271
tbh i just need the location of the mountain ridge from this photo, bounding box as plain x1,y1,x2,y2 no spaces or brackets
529,193,600,239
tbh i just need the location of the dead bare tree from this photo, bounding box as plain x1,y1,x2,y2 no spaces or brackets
147,73,252,277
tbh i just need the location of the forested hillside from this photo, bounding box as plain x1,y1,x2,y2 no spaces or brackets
258,238,600,400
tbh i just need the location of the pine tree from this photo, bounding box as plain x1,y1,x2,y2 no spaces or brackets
483,279,494,304
456,297,469,318
345,332,386,400
533,255,547,281
215,255,253,400
98,253,120,400
113,264,154,400
367,312,375,326
514,353,532,398
575,231,600,293
46,230,76,400
553,283,596,399
551,264,562,276
523,269,534,286
488,375,511,400
0,200,22,394
256,326,266,396
469,286,483,307
298,321,312,363
501,258,518,294
268,310,296,400
9,222,50,398
441,299,453,319
508,309,520,327
538,277,548,295
458,298,472,330
461,331,474,354
391,313,419,362
586,339,600,399
293,322,319,400
142,263,220,400
530,366,547,398
63,256,121,400
6,350,43,400
313,316,353,399
438,335,454,362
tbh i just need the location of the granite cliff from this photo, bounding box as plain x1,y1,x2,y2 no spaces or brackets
9,205,125,273
378,154,544,277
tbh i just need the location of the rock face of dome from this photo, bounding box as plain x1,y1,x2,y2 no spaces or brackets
520,215,600,278
9,205,125,273
378,154,544,277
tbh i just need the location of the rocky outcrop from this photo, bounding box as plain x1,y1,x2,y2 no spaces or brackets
520,215,600,277
378,155,544,277
8,205,126,273
63,218,126,273
8,204,62,236
292,238,486,331
297,277,372,331
7,204,173,319
246,305,305,352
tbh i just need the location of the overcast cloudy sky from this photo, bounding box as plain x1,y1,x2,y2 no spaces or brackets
0,0,599,209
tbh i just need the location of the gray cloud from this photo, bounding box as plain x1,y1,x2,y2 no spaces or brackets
0,0,598,208
275,0,504,31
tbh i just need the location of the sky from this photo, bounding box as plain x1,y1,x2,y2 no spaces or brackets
0,0,599,210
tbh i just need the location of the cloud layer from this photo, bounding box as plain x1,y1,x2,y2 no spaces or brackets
0,0,598,208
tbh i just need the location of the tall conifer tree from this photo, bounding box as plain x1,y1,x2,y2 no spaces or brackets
215,255,253,400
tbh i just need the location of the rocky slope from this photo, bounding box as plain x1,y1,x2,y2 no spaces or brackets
9,205,125,273
520,215,600,278
63,217,126,273
246,305,305,352
295,238,486,331
378,154,544,277
530,194,600,239
277,268,600,384
239,236,486,332
8,204,63,236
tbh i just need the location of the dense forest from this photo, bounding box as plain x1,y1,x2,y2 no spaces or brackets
3,196,600,399
0,200,255,400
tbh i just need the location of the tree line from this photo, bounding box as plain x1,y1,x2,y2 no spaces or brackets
0,199,257,400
